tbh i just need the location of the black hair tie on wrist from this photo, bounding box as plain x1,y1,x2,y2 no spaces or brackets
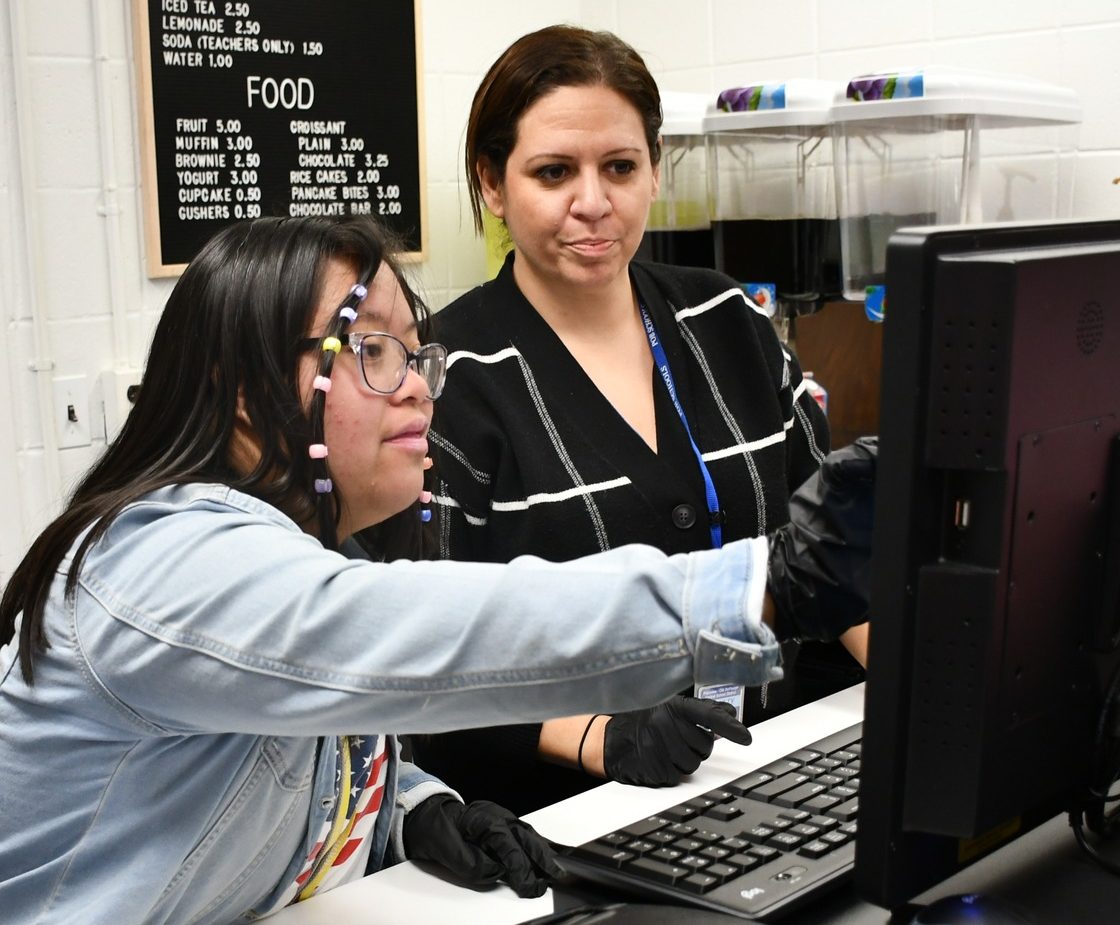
577,714,606,774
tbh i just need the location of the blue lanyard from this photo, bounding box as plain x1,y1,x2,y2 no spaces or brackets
638,302,724,549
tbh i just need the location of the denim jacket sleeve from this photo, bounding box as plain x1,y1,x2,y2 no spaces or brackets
73,484,781,738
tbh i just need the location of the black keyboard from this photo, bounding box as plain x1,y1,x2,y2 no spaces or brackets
557,723,862,921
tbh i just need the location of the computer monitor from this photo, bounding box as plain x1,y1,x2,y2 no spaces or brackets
855,218,1120,909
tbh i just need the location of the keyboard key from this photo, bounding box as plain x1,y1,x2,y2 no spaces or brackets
765,831,805,851
706,789,736,803
828,797,859,822
789,748,823,763
626,856,689,884
621,816,669,838
772,781,831,808
705,804,743,823
746,772,812,802
747,844,781,862
680,872,720,894
600,832,629,845
663,805,698,822
650,847,683,863
800,793,842,814
743,824,777,844
672,838,704,853
789,823,823,839
798,839,834,859
758,758,805,776
666,822,697,837
777,809,812,823
705,862,740,881
572,842,634,867
821,830,851,847
691,829,723,845
725,770,774,796
725,852,763,873
625,839,656,854
648,831,678,846
719,836,751,852
699,845,731,861
678,855,711,870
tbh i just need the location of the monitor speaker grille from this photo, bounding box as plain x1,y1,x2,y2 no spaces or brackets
927,310,1007,467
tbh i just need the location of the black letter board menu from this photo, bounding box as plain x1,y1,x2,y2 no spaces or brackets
133,0,425,277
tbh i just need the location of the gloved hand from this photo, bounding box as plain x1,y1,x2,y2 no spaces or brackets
402,794,562,898
603,694,753,787
767,435,878,642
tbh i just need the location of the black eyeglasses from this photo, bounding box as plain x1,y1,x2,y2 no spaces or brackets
300,332,448,400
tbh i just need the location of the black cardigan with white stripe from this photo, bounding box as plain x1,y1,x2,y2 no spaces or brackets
413,256,831,813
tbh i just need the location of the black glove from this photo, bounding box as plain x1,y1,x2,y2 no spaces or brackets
603,694,753,787
402,794,563,898
767,435,878,642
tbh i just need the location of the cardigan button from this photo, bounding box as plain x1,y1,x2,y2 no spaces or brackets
671,504,697,529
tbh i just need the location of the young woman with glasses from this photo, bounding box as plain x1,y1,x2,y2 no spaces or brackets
417,25,874,815
0,215,870,923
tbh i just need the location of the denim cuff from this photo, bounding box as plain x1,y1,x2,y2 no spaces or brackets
694,625,784,688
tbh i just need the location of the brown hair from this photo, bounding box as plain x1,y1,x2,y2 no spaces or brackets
464,25,663,234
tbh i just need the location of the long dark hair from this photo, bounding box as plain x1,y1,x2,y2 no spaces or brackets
0,215,430,682
464,24,663,234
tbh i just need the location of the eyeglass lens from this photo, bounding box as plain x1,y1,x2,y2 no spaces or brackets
358,335,445,398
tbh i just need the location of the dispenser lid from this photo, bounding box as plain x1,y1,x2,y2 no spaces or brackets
829,65,1081,126
660,91,712,137
702,78,837,131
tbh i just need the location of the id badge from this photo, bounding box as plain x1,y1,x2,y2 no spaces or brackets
694,682,744,721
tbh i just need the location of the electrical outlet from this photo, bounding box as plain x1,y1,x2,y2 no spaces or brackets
52,374,91,449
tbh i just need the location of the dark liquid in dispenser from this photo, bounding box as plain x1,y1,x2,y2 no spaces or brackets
639,228,717,269
713,218,843,314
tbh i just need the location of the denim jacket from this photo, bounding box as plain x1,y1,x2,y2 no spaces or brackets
0,484,781,924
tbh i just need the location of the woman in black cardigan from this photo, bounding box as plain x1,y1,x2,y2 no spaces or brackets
413,25,873,815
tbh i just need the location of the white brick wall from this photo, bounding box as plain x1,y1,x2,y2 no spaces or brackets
2,0,1119,580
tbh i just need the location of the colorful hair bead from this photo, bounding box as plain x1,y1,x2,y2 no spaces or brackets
312,375,333,393
339,306,358,324
308,444,329,459
314,478,333,494
350,283,368,300
321,337,342,354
